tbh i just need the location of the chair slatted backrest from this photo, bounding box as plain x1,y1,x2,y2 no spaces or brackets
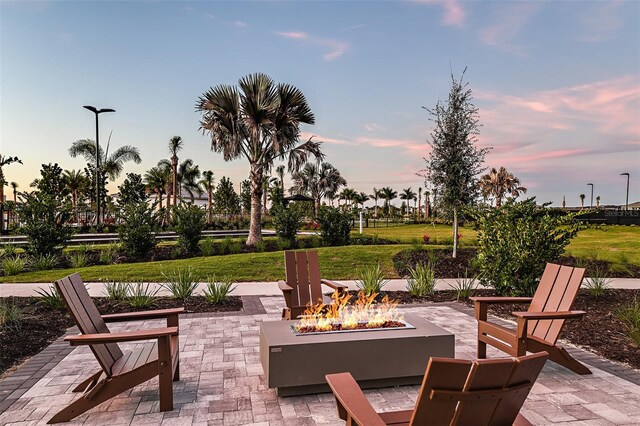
55,274,123,376
284,251,323,307
412,353,547,425
527,264,585,345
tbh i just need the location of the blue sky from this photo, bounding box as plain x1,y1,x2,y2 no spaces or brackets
1,0,639,207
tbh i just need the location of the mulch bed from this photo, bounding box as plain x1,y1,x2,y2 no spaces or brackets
376,289,640,370
0,296,242,378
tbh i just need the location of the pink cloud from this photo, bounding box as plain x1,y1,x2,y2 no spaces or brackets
231,20,249,28
479,3,541,56
276,31,348,61
277,31,308,40
413,0,465,27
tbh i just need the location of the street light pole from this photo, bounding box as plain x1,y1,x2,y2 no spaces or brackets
621,173,630,210
83,105,115,226
587,183,594,209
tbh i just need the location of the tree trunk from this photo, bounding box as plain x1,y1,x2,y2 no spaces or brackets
207,189,212,223
314,198,320,217
0,169,4,234
247,163,263,246
172,158,178,207
263,187,268,216
452,207,458,259
158,192,163,210
417,194,421,222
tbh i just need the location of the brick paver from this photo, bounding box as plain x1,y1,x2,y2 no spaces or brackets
1,297,639,425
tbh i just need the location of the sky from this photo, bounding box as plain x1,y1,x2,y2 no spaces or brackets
1,0,639,208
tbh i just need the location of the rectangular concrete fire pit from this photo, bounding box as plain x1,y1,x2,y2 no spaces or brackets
260,313,454,396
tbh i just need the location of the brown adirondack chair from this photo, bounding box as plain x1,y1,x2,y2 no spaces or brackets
326,352,548,426
278,250,348,319
471,263,590,375
48,274,183,424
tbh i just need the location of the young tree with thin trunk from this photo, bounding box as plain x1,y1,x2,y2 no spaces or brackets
196,73,323,245
0,155,22,233
579,194,585,209
290,162,346,216
168,136,183,208
199,170,215,222
423,69,489,258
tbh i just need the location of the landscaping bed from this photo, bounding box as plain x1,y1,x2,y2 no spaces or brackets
0,296,242,378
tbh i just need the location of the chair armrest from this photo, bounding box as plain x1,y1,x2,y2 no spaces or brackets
325,373,386,426
321,279,348,292
65,327,179,346
278,280,293,292
512,311,586,320
470,297,533,305
102,307,184,322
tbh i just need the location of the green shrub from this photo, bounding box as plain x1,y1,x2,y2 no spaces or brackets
103,281,129,301
99,243,120,264
218,236,242,255
406,260,436,297
305,235,321,249
448,269,478,300
30,253,59,271
468,198,580,296
203,276,237,304
35,285,66,310
200,238,216,256
172,203,206,255
253,240,266,253
272,206,303,246
69,251,88,269
276,238,291,251
317,206,351,247
228,238,242,254
0,243,17,258
356,263,388,296
127,282,158,308
0,298,22,329
161,268,200,300
118,202,158,260
617,296,640,346
2,256,26,276
583,267,611,298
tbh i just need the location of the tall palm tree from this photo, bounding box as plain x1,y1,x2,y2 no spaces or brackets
417,187,422,221
399,187,417,216
10,182,18,203
196,73,323,245
159,158,202,202
0,155,22,232
370,187,382,218
425,190,431,219
144,166,170,210
339,187,357,208
579,194,585,209
290,162,346,216
276,165,286,193
63,169,89,208
353,192,370,209
168,136,183,208
379,187,398,217
478,166,527,207
596,195,600,208
69,139,142,181
199,170,215,222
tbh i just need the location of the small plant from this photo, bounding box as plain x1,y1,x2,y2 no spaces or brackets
0,298,22,329
99,243,120,264
317,206,351,247
172,203,206,255
277,238,291,251
161,268,200,300
422,234,430,244
228,238,242,254
35,285,66,310
30,253,59,271
410,237,423,252
218,236,241,254
69,251,88,269
449,269,478,300
127,282,159,308
616,296,640,346
1,243,17,258
583,267,611,298
356,263,389,296
406,260,436,297
103,281,130,301
272,206,303,247
253,240,266,253
2,256,26,276
306,235,321,249
200,238,216,256
203,276,237,303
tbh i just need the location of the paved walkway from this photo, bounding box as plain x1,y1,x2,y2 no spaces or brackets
1,278,638,297
1,297,639,425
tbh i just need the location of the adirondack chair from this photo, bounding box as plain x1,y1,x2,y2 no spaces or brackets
48,274,183,424
278,250,348,319
470,263,590,375
326,352,548,426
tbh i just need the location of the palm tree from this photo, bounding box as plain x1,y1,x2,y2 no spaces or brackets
69,139,142,181
199,171,215,222
159,158,202,202
339,187,357,208
370,187,383,218
353,192,370,209
425,190,431,219
276,165,286,193
478,166,527,207
144,166,170,210
379,187,398,217
290,162,346,216
0,155,22,233
596,195,601,208
10,182,18,203
579,194,585,209
168,136,183,208
399,187,417,216
196,73,323,245
63,169,89,208
417,187,422,221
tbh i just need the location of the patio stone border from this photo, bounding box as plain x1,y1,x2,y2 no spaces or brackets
1,296,639,416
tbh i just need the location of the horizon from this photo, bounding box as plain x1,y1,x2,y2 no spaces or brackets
1,0,639,207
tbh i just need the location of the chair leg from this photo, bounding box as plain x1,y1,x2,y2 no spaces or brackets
48,380,123,424
477,338,487,359
159,366,174,412
72,371,102,392
527,339,592,375
173,360,180,382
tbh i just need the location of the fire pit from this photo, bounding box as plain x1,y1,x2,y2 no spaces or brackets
260,292,455,396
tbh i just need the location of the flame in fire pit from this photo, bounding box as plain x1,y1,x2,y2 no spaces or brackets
293,290,406,334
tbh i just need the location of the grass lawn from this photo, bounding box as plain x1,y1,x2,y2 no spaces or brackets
0,245,408,283
354,223,478,245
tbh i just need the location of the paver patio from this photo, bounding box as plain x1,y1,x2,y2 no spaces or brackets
1,297,639,425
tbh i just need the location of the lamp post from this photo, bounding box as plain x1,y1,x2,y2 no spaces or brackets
587,183,594,209
83,105,115,226
620,173,630,210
